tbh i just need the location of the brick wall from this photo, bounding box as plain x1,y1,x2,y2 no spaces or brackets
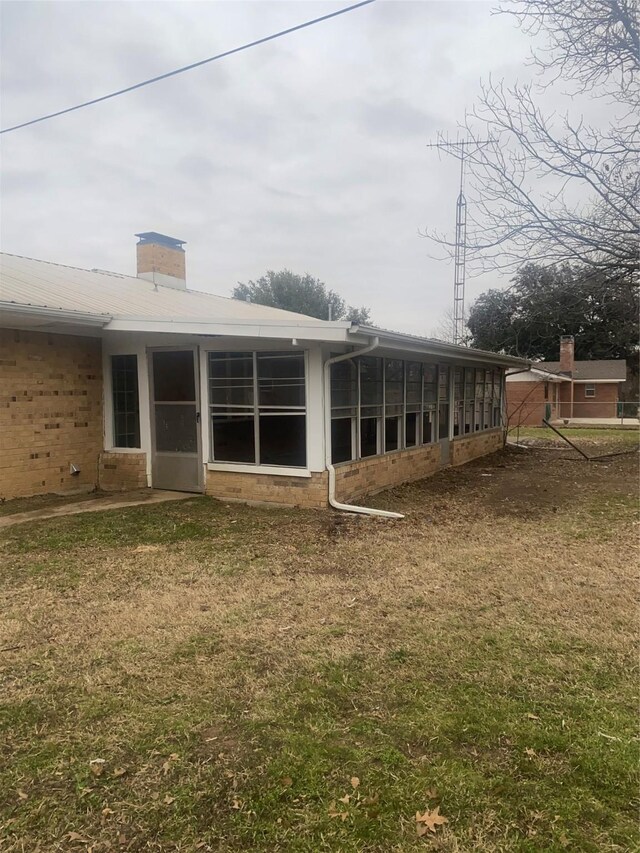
206,469,328,508
506,381,560,426
335,443,441,502
0,328,103,500
136,243,185,281
450,428,504,465
205,429,505,510
99,452,148,491
572,383,619,418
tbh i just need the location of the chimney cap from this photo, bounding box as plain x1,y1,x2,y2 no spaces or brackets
135,232,186,251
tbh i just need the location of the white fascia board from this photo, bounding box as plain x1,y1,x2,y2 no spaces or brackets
105,318,352,341
348,325,530,368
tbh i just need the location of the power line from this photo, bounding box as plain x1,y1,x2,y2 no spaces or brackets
1,0,377,135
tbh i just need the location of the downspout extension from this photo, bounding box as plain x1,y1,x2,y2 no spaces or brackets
323,338,404,520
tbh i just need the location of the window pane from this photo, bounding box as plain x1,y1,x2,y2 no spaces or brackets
331,418,353,464
406,412,418,446
360,357,383,413
259,415,306,466
438,366,449,401
406,362,422,411
475,368,485,400
438,403,449,439
360,417,378,457
454,367,463,402
464,402,473,434
331,359,357,411
465,367,475,401
423,410,435,444
111,354,140,448
385,416,399,452
385,359,403,415
209,352,254,407
212,414,255,463
424,364,438,403
153,351,196,401
258,353,305,408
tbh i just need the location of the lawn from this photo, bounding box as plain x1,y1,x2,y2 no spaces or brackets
1,436,638,852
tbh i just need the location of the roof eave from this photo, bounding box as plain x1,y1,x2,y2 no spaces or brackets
0,301,111,327
349,325,531,368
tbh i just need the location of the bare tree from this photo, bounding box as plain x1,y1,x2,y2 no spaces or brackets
425,0,640,283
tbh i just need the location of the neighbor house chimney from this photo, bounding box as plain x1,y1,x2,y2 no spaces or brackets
135,232,186,290
559,335,575,374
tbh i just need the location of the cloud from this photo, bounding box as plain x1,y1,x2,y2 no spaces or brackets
0,0,606,335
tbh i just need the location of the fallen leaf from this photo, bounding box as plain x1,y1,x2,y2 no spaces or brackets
231,798,242,810
425,787,437,799
328,801,349,821
163,795,176,805
67,832,90,843
280,776,293,787
415,805,448,833
102,807,115,816
17,790,28,800
112,767,127,777
89,758,105,777
350,776,360,788
338,794,351,804
527,713,540,721
525,747,536,758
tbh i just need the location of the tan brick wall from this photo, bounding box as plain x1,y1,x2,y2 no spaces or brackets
136,243,185,281
0,328,103,499
335,443,441,503
450,428,504,466
99,451,148,491
206,469,328,508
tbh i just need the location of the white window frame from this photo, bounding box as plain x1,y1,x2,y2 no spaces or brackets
206,349,310,475
584,384,596,398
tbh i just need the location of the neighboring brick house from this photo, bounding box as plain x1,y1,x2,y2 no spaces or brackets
506,335,627,426
1,232,528,509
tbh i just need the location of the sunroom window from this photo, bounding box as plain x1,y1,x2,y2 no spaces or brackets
359,356,383,457
384,359,404,452
208,351,306,467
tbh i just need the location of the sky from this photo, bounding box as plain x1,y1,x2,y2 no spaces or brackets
1,0,541,336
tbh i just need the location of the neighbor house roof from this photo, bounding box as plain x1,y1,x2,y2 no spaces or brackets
540,360,627,381
0,252,529,369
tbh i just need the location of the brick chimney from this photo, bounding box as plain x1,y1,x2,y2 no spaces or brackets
135,232,186,290
559,335,575,374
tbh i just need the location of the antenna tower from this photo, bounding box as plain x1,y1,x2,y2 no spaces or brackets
426,134,490,345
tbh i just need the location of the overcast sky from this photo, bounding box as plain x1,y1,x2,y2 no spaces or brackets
1,0,540,335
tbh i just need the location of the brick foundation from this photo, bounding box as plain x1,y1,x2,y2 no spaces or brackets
99,452,148,491
450,428,504,465
206,469,328,508
335,442,441,502
0,328,103,500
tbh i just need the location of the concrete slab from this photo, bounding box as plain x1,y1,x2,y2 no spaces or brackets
0,489,200,529
550,418,640,430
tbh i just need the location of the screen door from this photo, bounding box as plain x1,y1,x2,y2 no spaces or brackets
150,349,202,492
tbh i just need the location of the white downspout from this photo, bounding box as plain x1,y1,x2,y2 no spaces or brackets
323,338,404,520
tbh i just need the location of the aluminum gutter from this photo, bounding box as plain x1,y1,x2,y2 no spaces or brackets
349,324,531,369
0,301,112,326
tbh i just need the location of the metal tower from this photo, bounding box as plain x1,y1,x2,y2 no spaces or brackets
426,135,489,346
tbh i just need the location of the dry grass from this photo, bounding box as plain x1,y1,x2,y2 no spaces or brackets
0,441,638,852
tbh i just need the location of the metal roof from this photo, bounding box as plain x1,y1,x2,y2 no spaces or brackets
0,252,328,326
0,252,530,367
540,360,627,381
